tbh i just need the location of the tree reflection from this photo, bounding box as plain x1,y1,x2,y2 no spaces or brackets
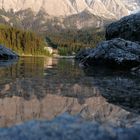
0,57,140,127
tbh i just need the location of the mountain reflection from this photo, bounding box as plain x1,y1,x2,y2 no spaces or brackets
84,67,140,114
0,57,140,127
0,95,140,128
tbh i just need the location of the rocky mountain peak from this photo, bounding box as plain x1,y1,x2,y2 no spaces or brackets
69,0,88,12
0,0,139,30
88,0,116,19
0,0,139,18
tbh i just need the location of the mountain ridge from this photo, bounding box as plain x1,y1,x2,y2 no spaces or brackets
0,0,139,18
0,0,139,30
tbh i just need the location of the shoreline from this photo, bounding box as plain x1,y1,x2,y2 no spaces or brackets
19,55,75,59
53,55,75,59
19,55,48,58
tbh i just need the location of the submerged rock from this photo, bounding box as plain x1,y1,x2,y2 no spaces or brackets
0,114,140,140
78,38,140,68
106,12,140,42
0,45,18,60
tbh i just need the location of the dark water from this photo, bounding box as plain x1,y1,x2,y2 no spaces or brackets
0,57,140,128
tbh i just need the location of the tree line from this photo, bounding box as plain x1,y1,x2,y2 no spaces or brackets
0,24,49,55
46,27,105,56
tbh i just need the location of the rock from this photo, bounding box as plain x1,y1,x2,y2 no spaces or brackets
0,114,140,140
106,12,140,42
79,38,140,69
0,45,18,60
131,65,140,75
76,13,140,69
75,48,94,62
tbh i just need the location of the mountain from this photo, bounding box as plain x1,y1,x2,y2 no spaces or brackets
63,9,113,29
69,0,88,12
122,0,140,13
0,0,139,31
88,0,116,18
0,0,130,18
0,0,139,17
99,0,129,18
41,0,77,16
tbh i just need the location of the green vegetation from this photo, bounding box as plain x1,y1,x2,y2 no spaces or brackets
0,24,49,56
0,23,105,56
46,28,105,56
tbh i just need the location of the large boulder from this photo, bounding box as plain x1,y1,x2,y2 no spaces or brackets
0,45,18,60
106,13,140,42
79,38,140,69
75,48,94,62
76,13,140,70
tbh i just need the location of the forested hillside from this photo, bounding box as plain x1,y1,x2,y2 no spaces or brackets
0,24,48,55
46,28,105,55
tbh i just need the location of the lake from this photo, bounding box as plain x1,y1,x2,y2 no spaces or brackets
0,57,140,128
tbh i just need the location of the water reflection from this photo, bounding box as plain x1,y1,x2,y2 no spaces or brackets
0,95,139,128
84,67,140,114
0,57,140,127
0,59,18,68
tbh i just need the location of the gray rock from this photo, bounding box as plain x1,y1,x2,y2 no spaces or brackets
106,12,140,42
131,66,140,75
0,114,140,140
76,13,140,69
79,38,140,68
75,48,94,62
0,45,18,60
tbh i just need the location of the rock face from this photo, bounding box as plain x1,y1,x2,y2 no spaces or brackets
0,0,140,31
122,0,140,12
99,0,129,18
88,0,116,19
76,12,140,69
0,0,132,18
106,13,140,42
0,45,18,60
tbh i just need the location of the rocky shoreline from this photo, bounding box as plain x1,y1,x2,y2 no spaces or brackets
76,13,140,73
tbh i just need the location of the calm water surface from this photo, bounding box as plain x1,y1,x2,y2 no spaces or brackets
0,57,140,127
